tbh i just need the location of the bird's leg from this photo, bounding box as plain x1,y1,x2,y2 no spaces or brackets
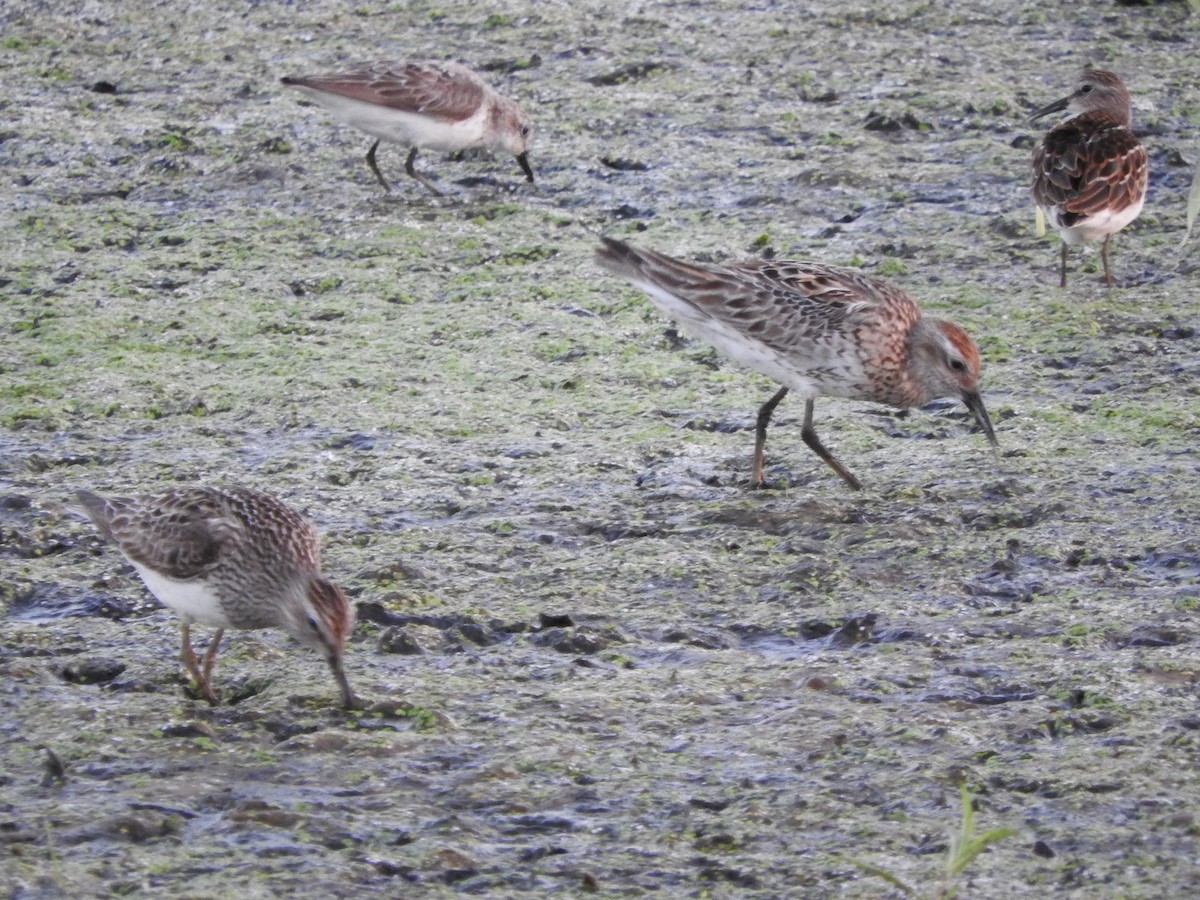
752,386,789,488
1101,235,1113,288
201,628,224,689
404,146,443,196
180,624,219,704
1059,242,1068,288
180,623,202,684
800,399,863,491
364,139,391,192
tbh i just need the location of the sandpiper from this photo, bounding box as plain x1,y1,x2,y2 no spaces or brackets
281,60,534,195
75,486,360,708
595,237,997,489
1030,68,1147,287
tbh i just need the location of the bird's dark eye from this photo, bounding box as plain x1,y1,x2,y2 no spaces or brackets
949,358,967,373
1080,84,1093,94
306,615,320,632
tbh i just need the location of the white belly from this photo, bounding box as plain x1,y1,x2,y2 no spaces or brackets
293,89,488,151
1049,195,1145,245
132,563,232,628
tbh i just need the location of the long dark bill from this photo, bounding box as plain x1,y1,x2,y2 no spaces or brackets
515,152,535,182
962,390,998,447
1029,96,1069,123
329,654,363,710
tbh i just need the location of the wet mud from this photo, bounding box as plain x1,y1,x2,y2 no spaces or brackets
2,1,1200,896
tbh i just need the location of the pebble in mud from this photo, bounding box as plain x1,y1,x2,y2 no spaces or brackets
378,626,425,655
60,657,126,685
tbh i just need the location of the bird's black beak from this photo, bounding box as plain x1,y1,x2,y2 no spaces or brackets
329,653,363,710
1029,96,1069,123
962,390,998,447
516,152,535,183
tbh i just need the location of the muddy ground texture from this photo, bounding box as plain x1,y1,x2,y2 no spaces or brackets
3,1,1200,897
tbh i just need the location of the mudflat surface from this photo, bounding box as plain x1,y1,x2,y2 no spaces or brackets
2,1,1199,897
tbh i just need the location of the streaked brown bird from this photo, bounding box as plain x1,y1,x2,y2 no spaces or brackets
75,486,360,708
595,237,997,490
281,60,534,195
1030,68,1147,287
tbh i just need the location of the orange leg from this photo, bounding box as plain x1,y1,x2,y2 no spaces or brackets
180,623,220,704
201,628,224,687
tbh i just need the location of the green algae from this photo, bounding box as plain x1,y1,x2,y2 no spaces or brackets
1,0,1199,897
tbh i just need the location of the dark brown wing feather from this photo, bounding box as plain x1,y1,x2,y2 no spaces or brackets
1031,111,1147,226
595,237,916,356
283,61,486,122
76,488,240,580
